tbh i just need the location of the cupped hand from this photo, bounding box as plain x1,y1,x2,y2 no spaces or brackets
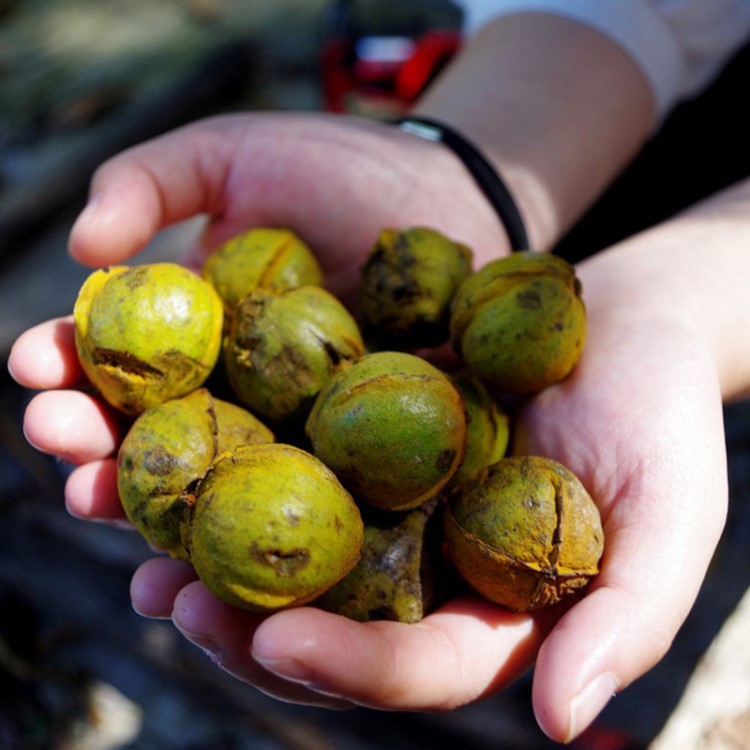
65,111,507,301
127,245,727,745
12,270,728,743
7,113,729,743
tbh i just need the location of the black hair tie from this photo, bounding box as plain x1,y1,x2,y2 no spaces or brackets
395,116,529,252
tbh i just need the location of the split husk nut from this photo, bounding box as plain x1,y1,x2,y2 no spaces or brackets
305,351,467,511
450,251,586,393
360,226,473,349
202,227,324,310
444,455,604,611
74,263,223,414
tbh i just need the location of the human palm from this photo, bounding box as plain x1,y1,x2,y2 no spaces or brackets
126,274,727,740
514,280,728,736
8,112,729,743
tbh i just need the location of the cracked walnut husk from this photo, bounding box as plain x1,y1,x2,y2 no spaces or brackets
74,263,223,414
450,251,586,394
444,455,603,611
183,443,364,612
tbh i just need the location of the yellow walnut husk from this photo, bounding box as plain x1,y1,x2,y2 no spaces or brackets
445,455,604,611
184,443,364,612
202,227,323,310
74,263,223,414
305,351,467,511
359,226,473,349
224,286,365,425
450,251,586,394
448,369,509,487
314,501,440,622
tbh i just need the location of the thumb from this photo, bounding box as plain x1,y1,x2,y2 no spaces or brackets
68,115,254,266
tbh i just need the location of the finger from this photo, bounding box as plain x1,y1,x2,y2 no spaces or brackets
532,448,728,742
171,581,354,709
70,138,213,266
8,317,84,390
251,596,554,711
534,510,726,741
24,390,124,464
131,557,197,618
68,116,253,266
517,329,730,741
64,458,128,523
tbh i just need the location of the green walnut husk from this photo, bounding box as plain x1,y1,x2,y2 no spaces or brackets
117,388,273,558
448,369,510,487
202,227,324,310
224,286,365,425
305,351,467,511
74,263,224,414
314,501,441,623
184,443,364,612
444,455,604,612
450,251,586,394
359,226,473,349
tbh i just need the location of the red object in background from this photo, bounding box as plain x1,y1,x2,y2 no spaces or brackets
570,723,639,750
394,30,460,101
320,26,461,116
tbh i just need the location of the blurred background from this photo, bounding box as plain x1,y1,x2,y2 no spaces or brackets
1,2,749,748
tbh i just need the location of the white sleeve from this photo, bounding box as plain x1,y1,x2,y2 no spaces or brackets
454,0,750,119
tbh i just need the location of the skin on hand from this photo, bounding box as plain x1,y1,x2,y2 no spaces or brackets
7,13,748,742
10,189,739,742
66,112,509,302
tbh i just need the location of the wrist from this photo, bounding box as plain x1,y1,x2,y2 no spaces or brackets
369,117,515,266
394,117,529,252
577,192,750,401
412,13,654,251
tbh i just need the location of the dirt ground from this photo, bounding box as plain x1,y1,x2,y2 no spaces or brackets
1,3,750,749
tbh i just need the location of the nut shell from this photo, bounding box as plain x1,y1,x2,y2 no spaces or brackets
450,251,585,393
314,502,440,623
117,388,273,557
74,263,223,414
202,227,323,310
185,443,364,612
445,455,603,611
360,226,473,349
224,286,365,425
448,369,509,487
305,351,467,511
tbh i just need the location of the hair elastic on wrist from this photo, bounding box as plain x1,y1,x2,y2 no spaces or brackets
395,116,529,252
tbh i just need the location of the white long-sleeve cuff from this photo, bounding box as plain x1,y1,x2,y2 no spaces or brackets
455,0,750,121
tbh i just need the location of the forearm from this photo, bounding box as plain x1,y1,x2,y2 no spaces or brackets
412,13,655,250
579,177,750,401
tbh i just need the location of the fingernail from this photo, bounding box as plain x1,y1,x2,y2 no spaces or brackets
173,621,224,661
253,653,314,684
73,197,101,229
566,673,618,743
253,653,335,694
